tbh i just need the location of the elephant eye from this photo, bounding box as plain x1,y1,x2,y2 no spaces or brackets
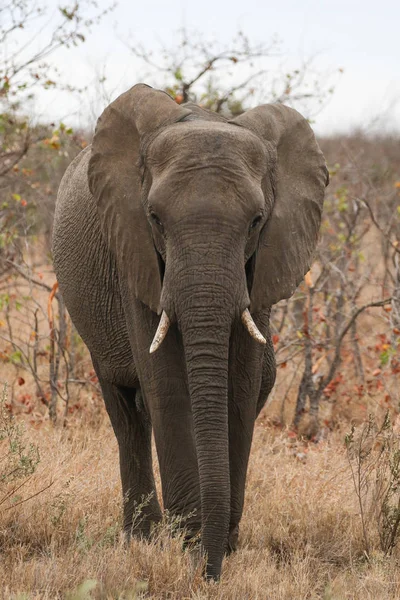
150,212,163,229
250,215,262,231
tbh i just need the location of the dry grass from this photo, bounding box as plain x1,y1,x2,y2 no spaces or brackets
2,409,400,599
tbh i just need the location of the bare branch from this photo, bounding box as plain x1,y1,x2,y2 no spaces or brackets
317,298,393,396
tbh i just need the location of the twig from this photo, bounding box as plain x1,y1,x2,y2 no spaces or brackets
5,259,56,293
4,479,54,511
317,298,392,398
357,198,400,255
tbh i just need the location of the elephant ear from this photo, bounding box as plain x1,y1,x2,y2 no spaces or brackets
231,104,328,309
88,84,192,313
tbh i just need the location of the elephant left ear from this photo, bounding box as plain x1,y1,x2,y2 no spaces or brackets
88,84,192,313
230,104,329,309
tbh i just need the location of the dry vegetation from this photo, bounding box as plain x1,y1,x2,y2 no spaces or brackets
0,132,399,598
2,403,400,599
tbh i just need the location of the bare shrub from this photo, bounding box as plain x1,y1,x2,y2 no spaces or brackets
0,384,40,511
346,413,400,558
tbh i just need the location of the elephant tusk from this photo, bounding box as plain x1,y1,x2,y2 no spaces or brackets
241,309,266,345
149,311,170,354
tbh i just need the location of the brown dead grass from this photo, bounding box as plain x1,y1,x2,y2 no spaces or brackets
2,411,400,599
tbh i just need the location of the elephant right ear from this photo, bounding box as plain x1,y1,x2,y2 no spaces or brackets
88,84,191,313
231,104,328,310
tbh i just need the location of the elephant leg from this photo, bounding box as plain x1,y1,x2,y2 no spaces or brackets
151,404,201,542
125,302,201,540
227,313,272,553
227,401,255,553
226,344,276,552
144,351,201,538
98,378,162,537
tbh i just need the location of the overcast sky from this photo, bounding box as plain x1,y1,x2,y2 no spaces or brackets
30,0,400,135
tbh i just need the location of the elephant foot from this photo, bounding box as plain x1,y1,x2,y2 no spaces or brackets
226,524,239,555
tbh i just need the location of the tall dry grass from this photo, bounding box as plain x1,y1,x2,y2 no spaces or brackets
2,410,400,599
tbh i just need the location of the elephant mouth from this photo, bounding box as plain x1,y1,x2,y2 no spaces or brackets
150,248,265,354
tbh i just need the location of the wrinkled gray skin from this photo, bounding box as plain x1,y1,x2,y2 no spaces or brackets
52,84,328,580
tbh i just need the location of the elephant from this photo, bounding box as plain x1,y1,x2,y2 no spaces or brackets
52,83,328,580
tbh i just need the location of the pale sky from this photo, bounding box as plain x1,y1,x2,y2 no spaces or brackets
27,0,400,135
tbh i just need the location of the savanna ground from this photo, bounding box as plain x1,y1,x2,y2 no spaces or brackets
2,393,400,599
1,82,400,599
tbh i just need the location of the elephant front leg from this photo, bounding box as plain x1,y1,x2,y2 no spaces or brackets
151,404,201,543
227,314,270,552
97,379,162,537
227,401,256,553
129,305,201,542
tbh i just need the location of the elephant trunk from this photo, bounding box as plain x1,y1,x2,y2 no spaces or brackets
180,298,231,579
173,257,241,580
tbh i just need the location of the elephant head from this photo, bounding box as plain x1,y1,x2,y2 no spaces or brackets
88,84,328,579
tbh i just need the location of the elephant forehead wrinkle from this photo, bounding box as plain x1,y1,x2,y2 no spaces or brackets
149,172,263,220
166,150,264,181
148,123,268,177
